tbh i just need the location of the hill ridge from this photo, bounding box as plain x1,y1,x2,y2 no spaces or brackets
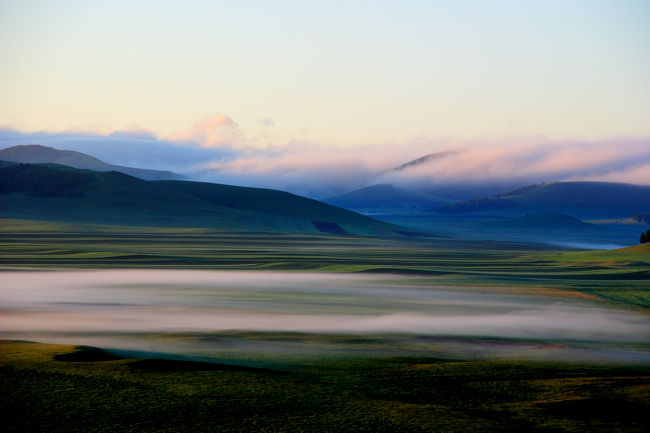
0,162,403,236
0,144,184,181
436,181,650,219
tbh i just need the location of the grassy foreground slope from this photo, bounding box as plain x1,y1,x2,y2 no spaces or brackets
0,162,402,236
2,341,648,433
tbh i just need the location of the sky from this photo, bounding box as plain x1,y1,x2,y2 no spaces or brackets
1,0,649,195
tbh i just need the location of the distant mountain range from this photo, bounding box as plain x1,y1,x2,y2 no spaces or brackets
323,184,450,213
0,161,404,236
328,150,525,213
630,212,650,224
0,145,184,181
487,212,605,232
436,181,650,219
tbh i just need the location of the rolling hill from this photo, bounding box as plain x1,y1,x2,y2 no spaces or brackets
620,242,650,254
0,162,403,236
436,181,650,219
0,144,184,180
322,184,449,213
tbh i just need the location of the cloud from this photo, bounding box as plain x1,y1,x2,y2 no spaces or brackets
376,137,650,188
259,118,275,127
0,126,236,172
582,163,650,185
165,114,245,148
192,139,437,196
108,124,158,140
192,136,650,197
2,118,649,198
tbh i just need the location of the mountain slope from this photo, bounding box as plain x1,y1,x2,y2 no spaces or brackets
383,151,458,173
436,182,650,218
323,184,449,213
487,212,605,232
0,144,183,180
630,212,650,224
156,180,399,232
0,162,403,235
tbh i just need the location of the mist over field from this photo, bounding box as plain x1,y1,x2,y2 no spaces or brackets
3,270,649,363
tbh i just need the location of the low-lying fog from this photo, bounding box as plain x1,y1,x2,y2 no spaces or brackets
2,270,649,363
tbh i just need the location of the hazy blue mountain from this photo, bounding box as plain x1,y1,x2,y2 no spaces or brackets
0,144,184,181
323,184,450,213
0,162,404,236
487,212,604,231
630,212,650,224
436,181,650,219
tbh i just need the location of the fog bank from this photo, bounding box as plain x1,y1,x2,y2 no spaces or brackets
2,270,648,339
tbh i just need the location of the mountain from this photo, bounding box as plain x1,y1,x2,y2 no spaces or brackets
630,212,650,224
370,150,526,204
0,144,184,181
322,184,449,213
436,181,650,219
383,151,458,173
0,162,404,236
487,212,604,232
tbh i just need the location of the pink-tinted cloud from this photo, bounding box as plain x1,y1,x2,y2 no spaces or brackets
192,135,650,196
581,163,650,185
165,114,245,148
3,117,649,197
377,137,650,187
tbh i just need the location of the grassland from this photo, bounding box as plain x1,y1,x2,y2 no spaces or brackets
2,218,649,432
1,340,649,433
2,218,648,308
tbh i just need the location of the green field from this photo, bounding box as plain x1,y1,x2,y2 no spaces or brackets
2,340,649,433
1,218,649,432
2,218,649,308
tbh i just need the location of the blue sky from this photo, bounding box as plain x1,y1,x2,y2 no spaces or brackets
1,1,649,195
2,0,649,145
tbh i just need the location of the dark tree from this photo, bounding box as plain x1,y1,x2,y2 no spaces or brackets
642,230,649,244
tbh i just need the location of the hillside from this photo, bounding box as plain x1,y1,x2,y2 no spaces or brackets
630,212,650,223
0,162,403,236
436,181,650,219
157,180,402,233
322,184,449,213
619,242,650,254
488,212,604,232
0,144,184,180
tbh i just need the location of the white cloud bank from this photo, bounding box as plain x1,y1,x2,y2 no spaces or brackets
2,116,649,197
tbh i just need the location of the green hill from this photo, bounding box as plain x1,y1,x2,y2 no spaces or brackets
0,162,403,236
620,242,650,254
157,180,398,232
437,181,650,218
0,144,184,180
